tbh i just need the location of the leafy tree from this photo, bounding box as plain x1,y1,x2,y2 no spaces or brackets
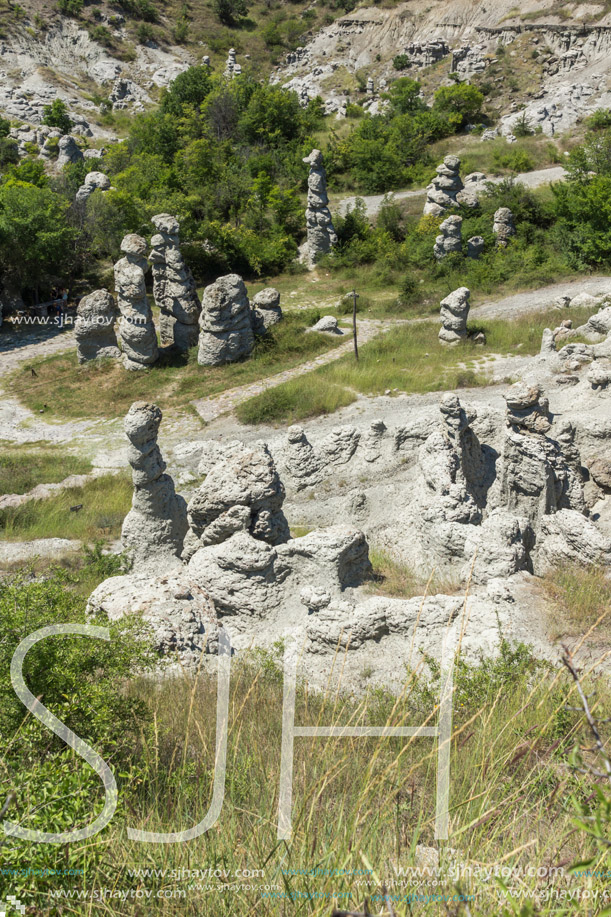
392,54,410,71
565,128,611,180
42,98,72,135
57,0,83,15
0,181,77,300
386,77,424,115
212,0,249,26
0,116,10,137
433,83,484,127
159,65,213,117
0,135,19,167
6,160,48,188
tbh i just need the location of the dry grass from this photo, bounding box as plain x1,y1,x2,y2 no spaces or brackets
368,547,460,599
542,564,611,636
0,442,91,495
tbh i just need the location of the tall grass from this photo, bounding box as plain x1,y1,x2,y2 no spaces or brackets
5,638,611,915
0,443,91,495
0,473,131,541
542,564,611,634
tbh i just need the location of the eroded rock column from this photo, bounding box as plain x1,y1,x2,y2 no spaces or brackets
197,274,254,366
149,213,200,352
302,149,337,268
74,289,121,364
115,234,159,371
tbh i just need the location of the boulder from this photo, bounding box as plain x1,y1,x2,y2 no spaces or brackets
251,287,282,334
309,314,343,335
74,289,120,364
115,234,159,370
434,215,463,260
439,287,470,344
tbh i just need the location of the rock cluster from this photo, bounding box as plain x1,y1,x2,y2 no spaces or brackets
493,207,516,246
121,402,188,567
251,288,283,335
114,234,159,371
75,171,111,205
302,149,337,267
224,48,241,78
424,155,463,217
405,40,449,68
439,287,470,344
74,289,121,364
197,273,255,366
149,213,201,352
434,215,462,260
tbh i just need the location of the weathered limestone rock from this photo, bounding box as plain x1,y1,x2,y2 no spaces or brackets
149,213,200,352
424,155,463,217
588,361,611,390
115,234,159,371
251,287,282,335
121,402,188,567
439,287,470,344
74,289,120,364
197,274,254,366
224,48,237,77
57,135,83,168
282,425,323,489
467,235,484,259
493,207,516,246
87,570,215,670
302,149,337,267
589,458,611,491
505,382,551,434
434,215,463,260
182,442,290,560
75,171,111,205
309,314,343,335
536,509,611,571
366,76,374,95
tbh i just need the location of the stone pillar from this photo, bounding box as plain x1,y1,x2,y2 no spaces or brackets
434,215,463,260
115,234,159,371
121,401,188,566
302,148,337,268
439,287,470,344
149,213,201,352
197,273,255,366
493,207,516,246
424,155,464,216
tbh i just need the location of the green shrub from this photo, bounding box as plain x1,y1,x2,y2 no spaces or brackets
57,0,83,16
42,98,72,134
392,53,409,70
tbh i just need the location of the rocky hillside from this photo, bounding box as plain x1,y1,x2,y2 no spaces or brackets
272,0,611,133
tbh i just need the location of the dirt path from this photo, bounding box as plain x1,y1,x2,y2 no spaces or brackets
191,320,386,422
334,166,567,218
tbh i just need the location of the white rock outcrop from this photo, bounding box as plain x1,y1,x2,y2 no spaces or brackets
493,207,516,246
75,171,111,205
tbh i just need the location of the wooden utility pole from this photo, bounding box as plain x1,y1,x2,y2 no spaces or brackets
352,289,359,362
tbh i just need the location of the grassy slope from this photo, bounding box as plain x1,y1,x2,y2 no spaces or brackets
0,443,91,495
8,309,342,420
0,473,131,541
236,305,595,424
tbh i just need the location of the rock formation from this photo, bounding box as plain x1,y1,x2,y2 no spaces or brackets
74,289,121,364
493,207,516,246
467,235,485,259
309,315,343,335
251,287,283,335
197,273,254,366
57,135,83,168
114,234,159,371
182,441,290,560
121,402,188,566
439,287,470,344
75,171,111,205
149,213,200,352
424,155,463,217
225,48,238,78
434,215,463,260
302,149,337,267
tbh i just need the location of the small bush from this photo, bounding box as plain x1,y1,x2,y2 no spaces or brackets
42,99,72,134
392,54,410,70
57,0,83,15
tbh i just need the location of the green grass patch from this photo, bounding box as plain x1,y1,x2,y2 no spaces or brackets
236,306,595,424
9,310,342,421
236,376,356,426
0,443,91,495
0,473,131,542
